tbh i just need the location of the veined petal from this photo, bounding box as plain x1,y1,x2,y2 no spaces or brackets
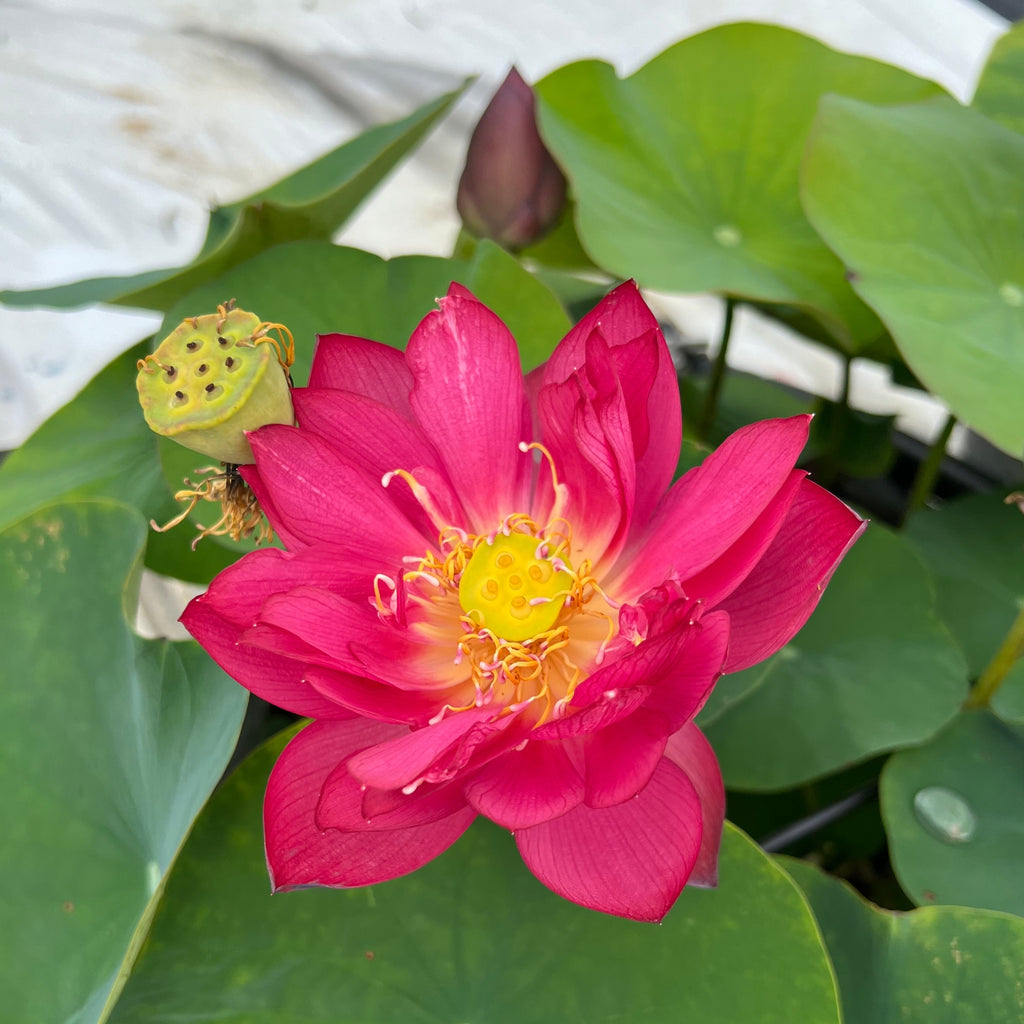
535,332,642,565
248,424,428,555
719,479,866,672
582,708,669,808
532,685,651,741
464,739,585,829
544,281,680,527
181,597,353,720
664,723,725,888
682,469,806,608
544,280,661,381
578,332,638,564
406,286,531,531
237,464,305,551
421,710,528,785
308,333,414,418
346,705,499,791
516,757,702,921
253,587,437,690
292,387,456,535
306,665,459,726
642,610,730,732
193,544,371,620
611,415,812,601
569,616,714,715
317,757,468,832
535,374,626,563
610,328,680,526
266,720,475,891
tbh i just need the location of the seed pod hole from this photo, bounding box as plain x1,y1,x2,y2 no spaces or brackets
204,383,223,400
196,363,209,376
186,339,201,352
217,336,230,347
164,366,177,379
172,390,187,406
225,356,239,372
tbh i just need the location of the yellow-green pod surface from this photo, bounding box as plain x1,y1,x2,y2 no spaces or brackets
136,308,293,465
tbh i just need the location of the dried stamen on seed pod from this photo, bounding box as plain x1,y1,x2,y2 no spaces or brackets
136,301,297,547
151,464,273,550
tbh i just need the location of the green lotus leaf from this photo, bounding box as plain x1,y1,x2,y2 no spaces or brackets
535,22,942,353
803,95,1024,455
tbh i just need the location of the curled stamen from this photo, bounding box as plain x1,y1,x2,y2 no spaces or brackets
520,440,570,525
136,354,174,374
235,321,295,374
149,464,272,548
405,570,442,588
373,574,398,617
383,468,452,533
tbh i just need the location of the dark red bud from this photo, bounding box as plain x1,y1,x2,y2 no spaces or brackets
457,67,568,251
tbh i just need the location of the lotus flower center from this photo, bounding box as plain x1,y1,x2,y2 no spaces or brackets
458,531,569,642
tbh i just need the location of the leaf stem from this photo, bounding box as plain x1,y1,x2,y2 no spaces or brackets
839,356,851,408
760,783,878,852
966,601,1024,709
698,297,736,442
902,412,956,526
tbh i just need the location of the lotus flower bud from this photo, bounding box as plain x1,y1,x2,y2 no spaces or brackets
457,68,568,250
136,303,294,465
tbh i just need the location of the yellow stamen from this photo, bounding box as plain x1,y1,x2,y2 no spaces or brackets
400,512,614,726
520,440,570,524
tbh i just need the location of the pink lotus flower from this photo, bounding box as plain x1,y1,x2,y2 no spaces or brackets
182,282,865,921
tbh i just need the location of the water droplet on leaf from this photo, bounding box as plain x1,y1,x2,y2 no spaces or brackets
713,224,742,247
913,786,976,844
999,282,1024,307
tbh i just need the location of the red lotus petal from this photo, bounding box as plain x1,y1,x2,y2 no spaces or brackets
582,708,669,808
194,545,370,624
317,758,468,832
544,282,680,526
248,425,427,555
421,709,528,785
608,331,659,461
641,609,731,732
720,480,866,672
308,333,414,418
664,723,725,888
536,329,639,564
346,705,498,790
254,586,430,689
610,327,681,526
682,469,806,608
237,464,305,551
406,288,531,532
464,739,585,828
516,756,702,921
612,415,812,600
306,665,455,726
536,373,627,564
180,596,352,720
544,280,661,382
266,720,475,890
532,685,651,741
292,387,457,535
580,331,638,560
566,614,719,728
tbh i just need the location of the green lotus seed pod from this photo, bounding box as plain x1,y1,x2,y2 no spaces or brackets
136,305,294,465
